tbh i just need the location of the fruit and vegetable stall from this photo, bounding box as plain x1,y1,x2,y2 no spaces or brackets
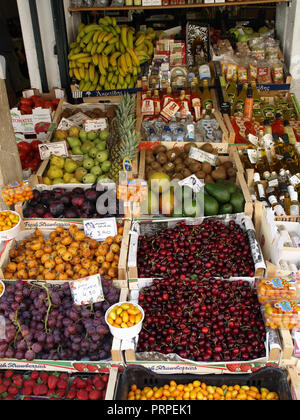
1,8,300,402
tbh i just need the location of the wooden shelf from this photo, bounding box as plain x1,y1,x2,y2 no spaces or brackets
69,0,290,12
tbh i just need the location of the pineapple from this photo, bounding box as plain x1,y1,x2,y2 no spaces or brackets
108,94,140,183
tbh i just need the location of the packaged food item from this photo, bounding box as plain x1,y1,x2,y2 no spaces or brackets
238,65,248,83
226,63,238,82
257,277,297,304
1,181,33,206
263,299,300,329
257,64,272,84
271,61,284,84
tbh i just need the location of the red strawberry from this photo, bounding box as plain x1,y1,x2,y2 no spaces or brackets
8,386,19,395
23,397,32,400
30,371,39,380
4,371,14,379
85,384,94,392
57,379,68,390
39,372,49,384
33,383,48,396
73,363,86,372
240,364,252,372
48,375,59,390
101,374,109,383
23,379,35,388
60,373,69,381
0,384,7,393
12,374,23,387
93,378,105,391
66,388,77,400
2,378,11,387
77,389,89,401
21,386,33,396
89,390,101,400
74,378,86,389
87,365,98,373
3,395,15,400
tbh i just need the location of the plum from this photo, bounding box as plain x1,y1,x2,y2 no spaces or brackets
35,204,48,217
49,201,65,217
23,206,34,218
40,191,52,205
61,195,71,206
81,201,96,215
43,213,53,218
72,187,85,195
65,207,79,218
84,189,98,202
53,188,65,198
32,190,41,201
72,195,85,208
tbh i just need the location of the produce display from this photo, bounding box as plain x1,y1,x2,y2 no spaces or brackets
16,96,60,116
137,277,266,361
17,140,42,173
3,224,124,281
0,211,20,232
0,279,120,361
1,181,33,206
137,219,255,278
127,381,279,400
23,186,121,219
106,302,143,329
0,370,109,400
68,18,156,91
263,299,300,330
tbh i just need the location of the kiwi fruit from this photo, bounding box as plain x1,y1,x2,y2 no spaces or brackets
156,152,168,165
195,170,206,180
151,161,162,171
172,173,184,180
223,161,233,169
201,143,214,153
166,149,179,162
153,145,167,155
205,174,215,184
202,162,212,174
211,166,227,180
164,162,175,172
145,154,155,164
227,167,237,178
174,157,183,165
182,168,192,178
175,163,185,173
184,142,197,154
189,162,202,173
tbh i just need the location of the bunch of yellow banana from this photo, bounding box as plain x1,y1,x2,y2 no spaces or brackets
68,18,156,92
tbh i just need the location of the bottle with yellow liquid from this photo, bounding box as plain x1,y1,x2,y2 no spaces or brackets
201,79,213,115
227,74,238,107
251,81,262,122
231,83,248,117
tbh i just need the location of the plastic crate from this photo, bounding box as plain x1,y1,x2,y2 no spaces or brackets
115,365,293,400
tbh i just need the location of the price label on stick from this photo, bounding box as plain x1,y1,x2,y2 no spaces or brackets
38,141,68,160
189,146,217,166
70,274,104,306
84,218,117,242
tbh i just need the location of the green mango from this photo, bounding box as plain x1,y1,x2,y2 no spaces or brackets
220,203,233,214
216,179,238,195
204,194,219,216
230,191,245,213
204,183,231,204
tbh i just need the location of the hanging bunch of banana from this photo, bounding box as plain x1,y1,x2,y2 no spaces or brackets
68,17,157,92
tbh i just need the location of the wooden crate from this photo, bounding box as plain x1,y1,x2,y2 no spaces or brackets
117,279,273,373
137,142,253,219
105,367,120,400
286,365,300,400
0,220,130,285
127,215,265,285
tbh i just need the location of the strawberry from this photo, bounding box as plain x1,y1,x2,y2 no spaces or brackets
39,372,49,384
0,384,7,393
47,375,59,390
21,386,33,396
12,374,23,387
3,395,15,400
23,379,36,388
4,370,14,379
93,378,105,391
30,371,39,380
23,397,32,400
74,378,86,389
2,378,11,387
87,365,98,373
57,379,68,390
89,390,101,400
8,386,19,395
33,383,48,396
101,374,109,383
66,388,77,400
60,373,69,382
73,363,86,372
85,384,94,392
77,389,89,401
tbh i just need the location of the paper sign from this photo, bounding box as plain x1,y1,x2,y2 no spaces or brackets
189,146,217,166
84,118,107,132
38,141,68,160
178,175,204,193
84,218,117,241
57,117,80,131
68,112,90,126
70,275,104,306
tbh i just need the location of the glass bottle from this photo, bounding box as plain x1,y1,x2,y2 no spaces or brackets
161,86,173,108
253,172,267,203
191,81,201,121
153,90,161,117
243,85,254,120
278,182,291,215
231,83,248,117
284,120,297,145
251,81,262,122
179,90,191,119
227,74,238,107
266,187,286,216
201,79,213,115
287,185,300,216
255,141,271,176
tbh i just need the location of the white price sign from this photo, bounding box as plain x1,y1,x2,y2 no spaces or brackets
70,274,104,306
84,218,117,242
178,174,204,193
38,141,69,160
189,146,217,166
84,118,108,132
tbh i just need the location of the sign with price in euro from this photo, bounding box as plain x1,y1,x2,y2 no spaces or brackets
84,218,118,242
69,274,104,306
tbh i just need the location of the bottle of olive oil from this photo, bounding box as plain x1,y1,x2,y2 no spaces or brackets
201,79,213,115
227,74,238,107
251,81,262,122
231,83,248,117
266,186,286,216
253,172,268,205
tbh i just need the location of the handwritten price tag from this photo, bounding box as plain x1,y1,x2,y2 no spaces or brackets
84,118,107,132
84,218,117,242
38,141,68,160
189,146,217,166
70,274,104,306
